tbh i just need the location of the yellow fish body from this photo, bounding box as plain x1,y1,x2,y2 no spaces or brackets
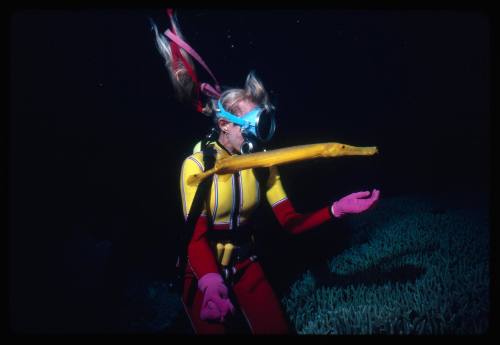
187,142,378,186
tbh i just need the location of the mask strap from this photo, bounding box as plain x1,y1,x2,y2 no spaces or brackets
216,100,247,127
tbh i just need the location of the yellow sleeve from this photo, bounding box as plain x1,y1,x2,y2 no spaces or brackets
265,166,289,207
180,153,206,220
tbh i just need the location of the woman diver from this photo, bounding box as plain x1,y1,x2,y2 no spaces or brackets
152,10,380,334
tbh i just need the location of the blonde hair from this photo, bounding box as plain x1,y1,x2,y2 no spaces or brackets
151,17,274,119
151,17,197,103
205,71,275,121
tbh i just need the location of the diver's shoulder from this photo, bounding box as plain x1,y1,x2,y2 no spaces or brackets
182,151,205,170
182,141,221,168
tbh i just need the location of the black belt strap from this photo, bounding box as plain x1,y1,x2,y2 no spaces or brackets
206,226,254,245
173,144,216,294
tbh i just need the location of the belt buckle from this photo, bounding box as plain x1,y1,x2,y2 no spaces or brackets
222,266,237,281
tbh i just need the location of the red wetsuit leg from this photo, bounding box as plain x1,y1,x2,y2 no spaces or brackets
232,262,290,334
180,215,226,333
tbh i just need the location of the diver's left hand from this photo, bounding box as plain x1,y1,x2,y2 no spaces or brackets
331,189,380,218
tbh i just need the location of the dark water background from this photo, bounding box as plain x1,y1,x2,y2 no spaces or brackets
9,9,491,333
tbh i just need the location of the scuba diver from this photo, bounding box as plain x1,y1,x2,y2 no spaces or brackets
152,10,380,334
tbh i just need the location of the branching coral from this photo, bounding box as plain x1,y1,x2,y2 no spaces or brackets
282,195,489,334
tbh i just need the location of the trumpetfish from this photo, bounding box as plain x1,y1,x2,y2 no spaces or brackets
187,142,378,186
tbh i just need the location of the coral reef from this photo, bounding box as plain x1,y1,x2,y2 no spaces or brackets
282,195,489,334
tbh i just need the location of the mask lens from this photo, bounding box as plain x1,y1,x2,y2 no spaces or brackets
256,111,275,142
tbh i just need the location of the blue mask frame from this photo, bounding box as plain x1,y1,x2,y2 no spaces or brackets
216,99,275,142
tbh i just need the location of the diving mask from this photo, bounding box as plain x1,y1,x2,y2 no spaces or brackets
216,99,276,153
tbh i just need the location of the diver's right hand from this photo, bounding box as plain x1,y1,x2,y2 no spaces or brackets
198,272,235,322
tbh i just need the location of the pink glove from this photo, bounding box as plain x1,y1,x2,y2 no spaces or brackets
198,272,235,322
332,189,380,218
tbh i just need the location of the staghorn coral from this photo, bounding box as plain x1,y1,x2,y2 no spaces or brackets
282,195,489,334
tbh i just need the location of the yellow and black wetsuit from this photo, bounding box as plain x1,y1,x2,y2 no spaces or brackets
181,141,289,229
179,140,335,334
180,140,334,278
